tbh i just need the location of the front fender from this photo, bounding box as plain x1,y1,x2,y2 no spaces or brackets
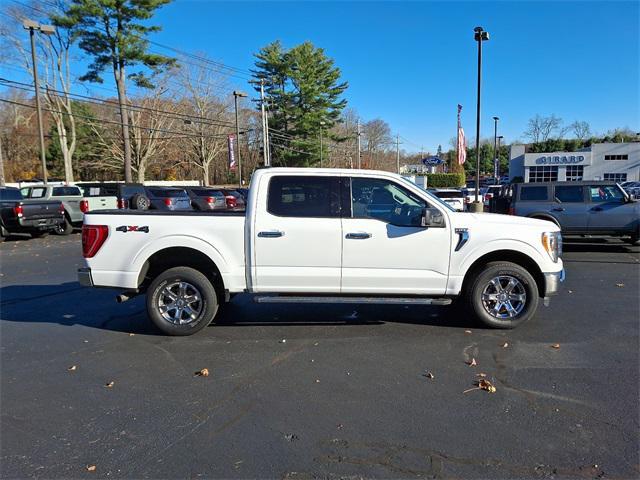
457,238,550,274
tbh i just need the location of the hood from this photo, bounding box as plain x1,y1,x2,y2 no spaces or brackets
463,212,560,231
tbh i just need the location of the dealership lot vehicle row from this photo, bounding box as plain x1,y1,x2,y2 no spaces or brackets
1,234,638,478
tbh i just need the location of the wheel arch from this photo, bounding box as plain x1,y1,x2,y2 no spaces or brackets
527,213,560,227
461,249,546,298
137,246,226,303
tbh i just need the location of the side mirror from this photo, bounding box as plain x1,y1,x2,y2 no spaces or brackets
554,197,562,204
421,207,446,228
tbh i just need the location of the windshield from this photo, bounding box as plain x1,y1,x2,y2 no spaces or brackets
398,177,456,212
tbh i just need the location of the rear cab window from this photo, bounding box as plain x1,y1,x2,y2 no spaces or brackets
267,176,340,217
193,189,224,198
519,186,549,201
52,186,82,197
148,188,188,198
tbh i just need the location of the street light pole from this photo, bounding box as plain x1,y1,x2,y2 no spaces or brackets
24,20,55,184
356,119,361,169
259,80,269,167
496,135,504,178
471,26,490,212
233,90,247,187
493,116,499,180
319,120,326,167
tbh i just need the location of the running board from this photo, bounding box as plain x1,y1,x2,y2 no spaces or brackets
253,295,452,306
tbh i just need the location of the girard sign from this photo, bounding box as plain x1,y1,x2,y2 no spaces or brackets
536,155,585,165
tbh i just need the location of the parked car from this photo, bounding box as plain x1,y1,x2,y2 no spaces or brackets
483,185,503,206
112,184,150,210
20,184,83,235
429,188,466,211
220,189,246,210
75,182,118,213
144,187,193,211
236,187,249,199
79,167,564,336
0,186,65,239
184,187,227,211
491,181,639,244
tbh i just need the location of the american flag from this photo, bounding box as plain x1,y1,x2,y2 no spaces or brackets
457,104,466,165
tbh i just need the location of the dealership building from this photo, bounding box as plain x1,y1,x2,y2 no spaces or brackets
509,142,640,183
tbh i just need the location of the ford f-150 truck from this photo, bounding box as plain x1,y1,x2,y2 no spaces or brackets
1,186,65,239
78,168,564,335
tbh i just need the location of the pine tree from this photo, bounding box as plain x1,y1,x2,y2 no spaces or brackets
252,41,348,166
54,0,175,182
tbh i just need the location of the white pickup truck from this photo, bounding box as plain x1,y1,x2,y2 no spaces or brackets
78,168,564,335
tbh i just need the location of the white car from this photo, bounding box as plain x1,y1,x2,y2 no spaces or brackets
78,168,564,335
429,188,466,211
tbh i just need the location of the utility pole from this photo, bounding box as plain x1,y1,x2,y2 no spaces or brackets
259,80,269,167
356,119,361,169
396,134,401,174
319,121,326,167
233,90,247,186
24,20,55,184
492,116,499,180
0,136,5,187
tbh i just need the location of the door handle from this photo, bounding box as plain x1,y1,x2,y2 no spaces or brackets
552,207,564,212
258,230,284,238
591,206,603,212
345,232,372,239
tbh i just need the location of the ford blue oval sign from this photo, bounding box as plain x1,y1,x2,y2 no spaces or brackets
422,156,444,166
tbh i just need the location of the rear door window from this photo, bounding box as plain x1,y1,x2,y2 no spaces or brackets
554,186,584,203
519,186,548,201
267,176,340,218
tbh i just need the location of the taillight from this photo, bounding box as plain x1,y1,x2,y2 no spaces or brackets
225,195,237,208
59,204,65,215
13,204,23,218
80,200,89,213
82,225,109,258
206,196,215,204
508,207,515,215
117,198,127,209
484,194,491,202
163,198,172,206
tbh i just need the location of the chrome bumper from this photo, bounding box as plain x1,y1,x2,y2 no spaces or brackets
544,269,565,296
77,267,93,287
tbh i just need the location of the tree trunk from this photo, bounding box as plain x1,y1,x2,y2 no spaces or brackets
202,163,210,186
114,66,133,182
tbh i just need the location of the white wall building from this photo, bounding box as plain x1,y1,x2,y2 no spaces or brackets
509,142,640,183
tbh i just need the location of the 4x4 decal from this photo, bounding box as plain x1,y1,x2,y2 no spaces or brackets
116,225,149,233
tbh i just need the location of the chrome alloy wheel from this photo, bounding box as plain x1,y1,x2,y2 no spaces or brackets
481,275,527,319
157,281,203,325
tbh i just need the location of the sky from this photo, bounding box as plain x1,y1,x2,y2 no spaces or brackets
3,0,640,154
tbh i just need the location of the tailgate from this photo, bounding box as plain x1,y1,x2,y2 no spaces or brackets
21,201,62,220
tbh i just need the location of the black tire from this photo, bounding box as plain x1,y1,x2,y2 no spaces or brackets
146,267,218,336
54,217,73,236
131,194,150,211
625,230,640,246
0,225,7,242
463,261,539,329
30,231,49,238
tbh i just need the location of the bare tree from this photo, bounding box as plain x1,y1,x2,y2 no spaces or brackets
362,118,392,168
180,61,232,184
1,0,78,182
570,120,591,140
523,114,565,143
90,75,179,181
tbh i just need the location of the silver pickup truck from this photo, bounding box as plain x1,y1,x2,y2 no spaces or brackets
20,184,83,235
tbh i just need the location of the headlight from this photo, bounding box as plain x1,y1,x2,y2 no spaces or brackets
542,231,562,263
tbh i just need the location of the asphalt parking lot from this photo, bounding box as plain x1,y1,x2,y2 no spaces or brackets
1,233,639,479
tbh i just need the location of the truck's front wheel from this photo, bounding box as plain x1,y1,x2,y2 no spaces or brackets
465,261,539,329
146,267,218,336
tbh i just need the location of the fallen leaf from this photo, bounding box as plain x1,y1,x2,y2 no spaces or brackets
279,339,286,343
476,372,487,378
568,290,573,294
467,358,477,367
551,343,560,349
616,283,624,287
337,423,344,430
195,368,209,377
423,372,435,379
464,330,472,334
315,379,320,383
105,381,114,388
463,378,497,394
502,342,509,348
68,365,77,371
284,433,299,442
128,333,135,336
86,465,96,472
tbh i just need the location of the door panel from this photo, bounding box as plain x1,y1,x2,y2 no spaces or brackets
587,185,636,232
341,177,451,295
552,185,589,231
253,175,342,292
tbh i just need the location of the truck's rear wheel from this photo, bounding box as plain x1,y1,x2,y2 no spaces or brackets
146,267,218,336
54,217,73,235
464,261,539,329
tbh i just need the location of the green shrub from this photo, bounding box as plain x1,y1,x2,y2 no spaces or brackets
418,172,466,188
